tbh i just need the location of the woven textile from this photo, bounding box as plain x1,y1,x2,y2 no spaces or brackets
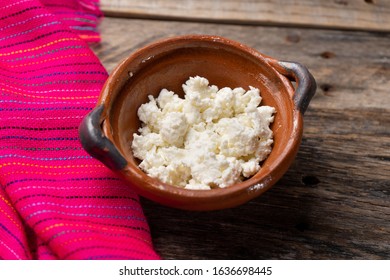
0,0,159,259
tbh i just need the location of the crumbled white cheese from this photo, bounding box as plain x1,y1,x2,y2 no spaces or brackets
131,76,275,190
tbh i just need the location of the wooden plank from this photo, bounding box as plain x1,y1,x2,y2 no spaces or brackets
93,17,390,259
100,0,390,32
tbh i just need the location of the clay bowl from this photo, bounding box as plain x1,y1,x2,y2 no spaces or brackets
79,35,316,211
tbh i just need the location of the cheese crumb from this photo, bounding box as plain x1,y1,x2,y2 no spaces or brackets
131,76,275,190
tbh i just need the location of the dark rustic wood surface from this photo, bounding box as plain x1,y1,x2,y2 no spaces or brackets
92,16,390,260
100,0,390,32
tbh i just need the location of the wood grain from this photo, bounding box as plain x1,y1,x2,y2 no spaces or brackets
92,17,390,259
100,0,390,32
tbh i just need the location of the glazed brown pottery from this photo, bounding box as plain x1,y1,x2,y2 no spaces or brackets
79,35,316,211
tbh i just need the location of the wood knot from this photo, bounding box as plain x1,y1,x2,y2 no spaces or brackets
286,34,301,43
320,51,336,59
302,175,320,186
320,83,334,96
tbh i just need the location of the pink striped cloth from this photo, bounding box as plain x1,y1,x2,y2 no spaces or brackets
0,0,160,259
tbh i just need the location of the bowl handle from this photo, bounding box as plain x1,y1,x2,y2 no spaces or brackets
78,105,127,170
268,60,316,114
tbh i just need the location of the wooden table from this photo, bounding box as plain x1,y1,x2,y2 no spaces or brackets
94,0,390,259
